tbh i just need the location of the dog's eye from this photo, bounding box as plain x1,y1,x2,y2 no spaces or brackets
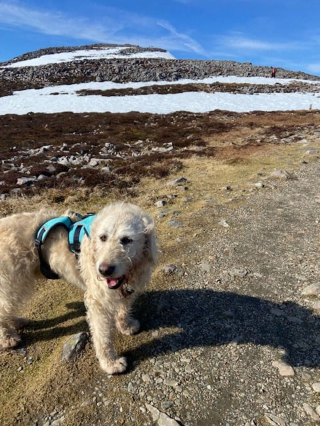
121,236,132,245
100,235,107,242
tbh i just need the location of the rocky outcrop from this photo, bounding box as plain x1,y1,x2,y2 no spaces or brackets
0,44,319,97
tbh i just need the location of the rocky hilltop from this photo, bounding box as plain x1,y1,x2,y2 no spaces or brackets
0,43,319,97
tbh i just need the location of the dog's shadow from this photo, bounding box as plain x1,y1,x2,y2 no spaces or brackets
130,289,320,368
21,302,88,346
20,289,320,369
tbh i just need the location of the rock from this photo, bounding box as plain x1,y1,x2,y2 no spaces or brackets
272,360,295,376
312,382,320,392
146,404,180,426
62,332,88,362
164,379,179,387
101,166,114,173
219,219,229,228
168,177,187,186
168,220,183,228
264,413,287,426
89,159,99,167
161,401,174,410
142,374,151,383
161,264,182,275
155,200,167,207
17,176,37,185
302,283,320,297
158,413,180,426
146,404,160,422
229,267,248,278
269,169,295,180
254,182,264,188
37,174,48,181
303,403,320,421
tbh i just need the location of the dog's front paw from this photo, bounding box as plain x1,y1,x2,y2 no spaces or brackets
100,356,127,375
0,332,21,350
117,318,140,336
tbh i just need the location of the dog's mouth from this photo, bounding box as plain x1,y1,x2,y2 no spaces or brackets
106,276,125,290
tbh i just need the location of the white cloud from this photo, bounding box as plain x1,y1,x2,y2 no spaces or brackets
157,21,206,55
0,2,123,40
306,63,320,73
219,33,299,51
0,1,206,56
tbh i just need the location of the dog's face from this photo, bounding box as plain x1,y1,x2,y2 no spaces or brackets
91,203,156,290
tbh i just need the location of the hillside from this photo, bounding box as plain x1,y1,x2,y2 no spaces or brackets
1,44,320,426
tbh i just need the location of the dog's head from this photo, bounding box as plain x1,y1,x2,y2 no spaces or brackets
90,202,157,290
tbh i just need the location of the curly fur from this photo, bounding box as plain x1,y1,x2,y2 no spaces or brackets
0,202,157,374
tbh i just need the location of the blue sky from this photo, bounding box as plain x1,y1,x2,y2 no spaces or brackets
1,0,320,76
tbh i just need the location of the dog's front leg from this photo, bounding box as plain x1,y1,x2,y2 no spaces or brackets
86,297,127,375
116,298,140,336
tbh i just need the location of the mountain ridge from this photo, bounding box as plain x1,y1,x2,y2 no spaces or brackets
1,43,319,99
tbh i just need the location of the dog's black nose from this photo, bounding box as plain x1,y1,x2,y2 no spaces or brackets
99,264,115,277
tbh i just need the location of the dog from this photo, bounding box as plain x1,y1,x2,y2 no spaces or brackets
0,202,157,374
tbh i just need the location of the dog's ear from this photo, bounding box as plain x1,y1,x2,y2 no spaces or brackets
142,214,157,266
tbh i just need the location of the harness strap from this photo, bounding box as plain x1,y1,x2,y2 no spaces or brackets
35,214,96,280
68,214,96,254
35,217,73,280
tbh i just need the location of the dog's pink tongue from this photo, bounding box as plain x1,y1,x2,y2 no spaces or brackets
106,278,119,288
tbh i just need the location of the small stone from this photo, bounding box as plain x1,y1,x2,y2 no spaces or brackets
264,413,287,426
303,403,320,421
101,166,114,173
146,404,160,422
158,413,180,426
155,200,167,207
161,401,174,410
312,383,320,392
168,220,183,228
302,284,320,297
17,176,37,185
127,382,135,393
161,264,181,275
270,308,285,317
269,169,294,180
37,174,48,181
254,182,264,188
168,177,187,186
164,379,179,387
219,219,229,228
62,332,88,362
287,316,303,324
142,374,151,383
272,360,295,376
229,267,248,278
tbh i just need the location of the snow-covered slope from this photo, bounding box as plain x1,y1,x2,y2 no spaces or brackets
1,45,320,115
3,46,175,68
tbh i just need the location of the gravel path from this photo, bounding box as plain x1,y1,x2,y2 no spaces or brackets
4,156,320,426
42,160,320,426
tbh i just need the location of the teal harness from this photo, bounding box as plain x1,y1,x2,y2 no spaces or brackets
35,213,96,280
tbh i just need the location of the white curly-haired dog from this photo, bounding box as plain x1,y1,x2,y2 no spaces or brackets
0,202,157,374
